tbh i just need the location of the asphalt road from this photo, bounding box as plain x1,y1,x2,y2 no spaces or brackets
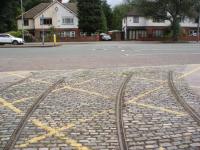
0,41,200,72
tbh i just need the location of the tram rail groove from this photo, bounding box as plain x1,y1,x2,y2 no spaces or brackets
168,71,200,125
0,74,33,93
3,78,65,150
116,73,133,150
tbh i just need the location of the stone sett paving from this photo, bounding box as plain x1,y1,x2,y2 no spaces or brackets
0,66,200,150
124,69,200,150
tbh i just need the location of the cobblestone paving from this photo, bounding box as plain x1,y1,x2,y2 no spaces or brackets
0,66,200,150
124,69,200,150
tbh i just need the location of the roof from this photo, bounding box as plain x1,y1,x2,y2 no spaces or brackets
125,10,143,17
17,2,77,19
18,3,51,19
63,3,78,14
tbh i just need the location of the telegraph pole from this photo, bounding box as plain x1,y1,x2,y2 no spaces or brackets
20,0,24,41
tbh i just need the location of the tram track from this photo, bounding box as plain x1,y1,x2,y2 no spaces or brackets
0,74,33,93
3,78,65,150
116,73,133,150
168,71,200,125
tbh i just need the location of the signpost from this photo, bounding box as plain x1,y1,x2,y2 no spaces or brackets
20,0,24,41
41,14,45,46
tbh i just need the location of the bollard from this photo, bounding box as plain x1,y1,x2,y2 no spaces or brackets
53,34,57,47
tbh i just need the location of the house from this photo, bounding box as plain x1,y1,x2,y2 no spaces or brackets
122,10,199,41
17,0,80,41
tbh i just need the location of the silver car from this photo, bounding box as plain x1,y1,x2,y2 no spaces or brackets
0,34,24,45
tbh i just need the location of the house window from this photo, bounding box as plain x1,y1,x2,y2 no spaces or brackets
60,31,76,38
62,17,74,25
153,30,164,38
24,19,29,26
133,16,139,23
40,18,52,25
153,18,165,23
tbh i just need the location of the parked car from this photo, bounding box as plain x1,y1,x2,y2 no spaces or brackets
100,33,112,41
0,34,24,45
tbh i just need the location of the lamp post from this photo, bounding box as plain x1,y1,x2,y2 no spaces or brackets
198,14,200,43
20,0,24,41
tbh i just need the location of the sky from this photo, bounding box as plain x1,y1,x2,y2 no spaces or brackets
63,0,123,6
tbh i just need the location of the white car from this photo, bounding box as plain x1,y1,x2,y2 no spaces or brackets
100,33,112,41
0,34,24,45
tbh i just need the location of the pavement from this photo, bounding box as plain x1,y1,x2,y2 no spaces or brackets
0,65,200,150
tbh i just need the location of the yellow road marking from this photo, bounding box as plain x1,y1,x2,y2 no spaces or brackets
127,85,163,103
53,86,110,99
131,102,187,116
127,66,200,104
0,98,91,150
12,97,35,104
7,73,26,78
0,98,22,114
133,77,166,83
18,110,113,148
7,73,50,84
159,147,165,150
178,66,200,79
57,136,90,150
73,78,96,86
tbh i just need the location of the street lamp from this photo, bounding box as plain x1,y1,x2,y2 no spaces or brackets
20,0,24,41
198,13,200,43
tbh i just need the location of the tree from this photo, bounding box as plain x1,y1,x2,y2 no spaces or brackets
23,0,51,11
0,0,20,33
77,0,102,34
68,0,77,3
111,4,132,30
100,9,107,32
101,0,112,30
134,0,198,41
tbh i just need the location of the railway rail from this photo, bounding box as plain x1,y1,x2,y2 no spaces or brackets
116,73,133,150
0,74,32,93
168,71,200,125
3,78,65,150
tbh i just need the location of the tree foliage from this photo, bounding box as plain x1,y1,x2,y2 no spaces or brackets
0,0,20,33
100,9,108,33
77,0,102,34
134,0,198,41
101,0,112,31
111,4,133,30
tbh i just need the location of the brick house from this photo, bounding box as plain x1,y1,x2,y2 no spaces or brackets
122,10,200,41
17,0,91,41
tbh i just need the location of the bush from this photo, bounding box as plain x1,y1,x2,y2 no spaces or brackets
7,30,22,37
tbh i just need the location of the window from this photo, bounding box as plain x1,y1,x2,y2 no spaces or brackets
153,18,165,23
153,30,164,38
133,16,139,23
40,18,52,25
60,31,76,38
24,19,29,26
62,17,74,25
0,34,10,38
